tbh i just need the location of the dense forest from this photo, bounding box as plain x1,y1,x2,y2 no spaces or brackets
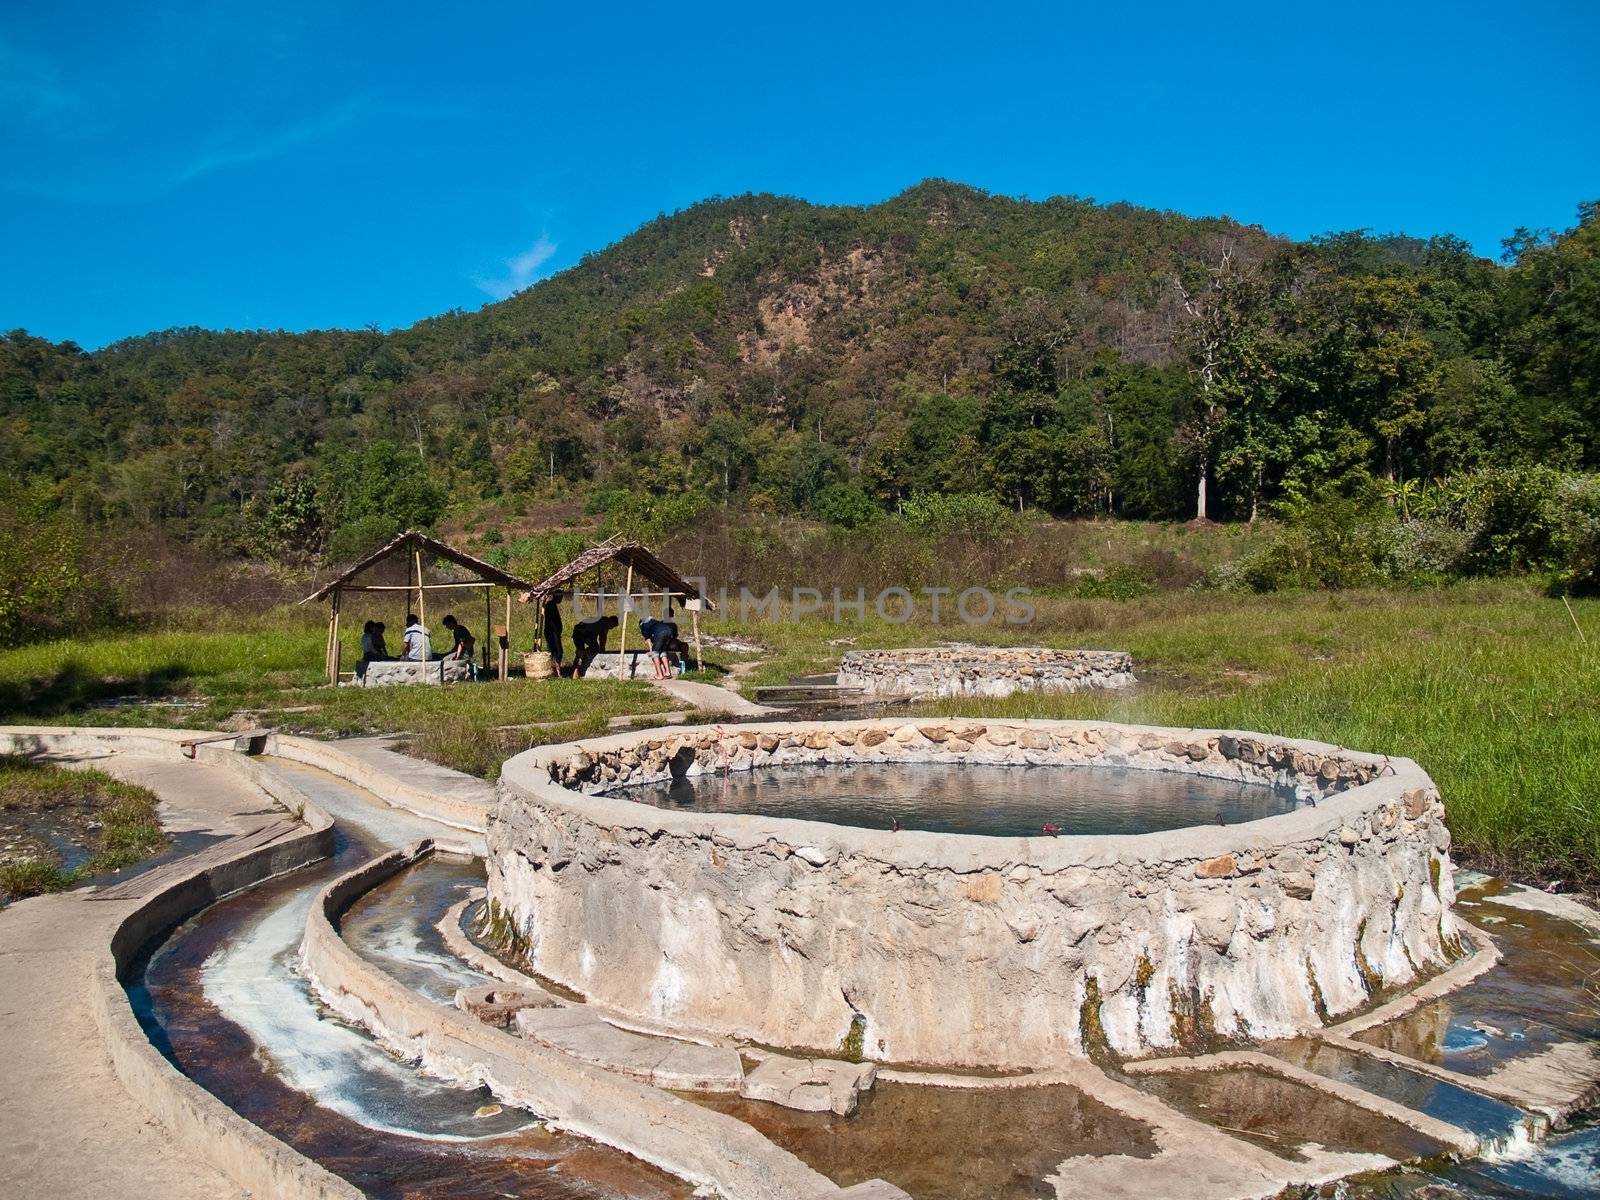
2,180,1598,619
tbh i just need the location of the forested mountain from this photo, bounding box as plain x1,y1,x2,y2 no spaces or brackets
2,181,1597,563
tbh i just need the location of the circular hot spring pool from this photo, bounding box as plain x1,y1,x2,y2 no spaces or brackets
627,760,1304,837
489,719,1461,1069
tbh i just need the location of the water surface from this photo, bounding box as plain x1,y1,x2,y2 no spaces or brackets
616,761,1301,837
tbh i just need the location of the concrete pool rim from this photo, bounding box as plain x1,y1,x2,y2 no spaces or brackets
497,717,1443,873
492,718,1459,1065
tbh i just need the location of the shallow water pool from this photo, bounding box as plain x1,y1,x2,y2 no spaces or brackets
614,760,1302,837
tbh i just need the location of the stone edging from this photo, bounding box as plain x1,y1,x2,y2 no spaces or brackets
0,726,359,1200
299,843,890,1200
837,646,1136,699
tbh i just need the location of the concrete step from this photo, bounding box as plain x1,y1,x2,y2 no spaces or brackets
512,1006,744,1091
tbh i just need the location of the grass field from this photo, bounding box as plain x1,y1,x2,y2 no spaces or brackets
0,581,1594,885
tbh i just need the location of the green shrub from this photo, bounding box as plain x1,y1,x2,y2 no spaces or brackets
816,483,881,530
900,491,1016,539
1071,565,1154,600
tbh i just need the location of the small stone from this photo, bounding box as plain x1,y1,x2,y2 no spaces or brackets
1319,760,1340,781
1019,730,1052,750
474,1104,503,1118
985,727,1016,747
757,733,780,751
1187,744,1210,762
859,728,888,747
945,738,972,753
737,731,758,749
1403,789,1429,820
1195,854,1237,878
807,731,831,750
893,725,922,744
794,846,830,867
1338,826,1361,846
1280,871,1316,899
832,729,858,746
918,724,951,742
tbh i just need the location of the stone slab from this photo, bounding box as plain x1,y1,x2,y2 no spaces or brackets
355,659,474,687
741,1054,879,1116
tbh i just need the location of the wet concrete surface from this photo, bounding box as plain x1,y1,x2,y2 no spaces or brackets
1268,1038,1531,1142
1129,1066,1447,1163
1353,880,1600,1080
691,1080,1156,1199
129,815,689,1197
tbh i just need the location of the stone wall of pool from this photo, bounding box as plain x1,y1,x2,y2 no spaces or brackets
835,646,1135,699
489,719,1461,1070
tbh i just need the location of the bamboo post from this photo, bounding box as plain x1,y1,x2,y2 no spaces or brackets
501,591,511,681
324,608,335,684
413,547,426,655
692,605,703,673
617,563,634,676
327,588,342,686
484,586,492,675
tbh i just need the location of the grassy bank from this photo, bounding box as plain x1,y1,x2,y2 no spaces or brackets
0,756,165,901
0,581,1593,885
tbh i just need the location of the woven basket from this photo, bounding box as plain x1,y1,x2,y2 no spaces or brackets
522,651,556,679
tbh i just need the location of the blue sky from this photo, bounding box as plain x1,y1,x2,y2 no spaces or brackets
3,0,1597,349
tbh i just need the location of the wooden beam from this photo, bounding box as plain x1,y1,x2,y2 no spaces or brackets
692,606,702,673
337,582,495,592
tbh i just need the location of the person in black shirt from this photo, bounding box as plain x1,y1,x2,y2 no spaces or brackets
543,593,565,669
440,615,477,678
571,614,618,676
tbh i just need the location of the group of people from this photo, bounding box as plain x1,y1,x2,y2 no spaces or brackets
541,595,690,679
352,599,690,683
356,613,478,679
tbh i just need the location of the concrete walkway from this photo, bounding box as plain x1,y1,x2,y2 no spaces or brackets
652,676,781,716
318,736,497,813
0,754,288,1200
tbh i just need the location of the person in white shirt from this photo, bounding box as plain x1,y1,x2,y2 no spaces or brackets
401,614,431,661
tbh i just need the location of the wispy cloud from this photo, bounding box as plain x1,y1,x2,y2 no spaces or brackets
3,92,379,203
174,94,374,185
476,234,558,299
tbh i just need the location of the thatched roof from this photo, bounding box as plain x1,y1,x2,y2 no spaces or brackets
525,539,714,610
300,530,537,603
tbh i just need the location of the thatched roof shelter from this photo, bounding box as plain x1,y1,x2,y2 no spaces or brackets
303,530,534,603
301,530,537,685
524,538,713,668
524,538,713,610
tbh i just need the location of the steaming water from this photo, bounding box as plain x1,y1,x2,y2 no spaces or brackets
617,761,1302,837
